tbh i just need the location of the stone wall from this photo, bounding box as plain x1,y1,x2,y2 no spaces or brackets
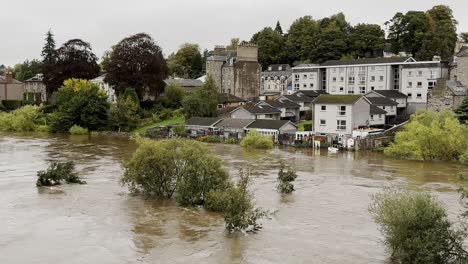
234,61,260,100
427,78,454,111
458,57,468,87
206,60,224,92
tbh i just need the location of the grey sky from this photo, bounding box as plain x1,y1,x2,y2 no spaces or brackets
1,0,467,67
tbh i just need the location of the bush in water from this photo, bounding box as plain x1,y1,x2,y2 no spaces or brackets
240,129,274,149
0,105,43,132
276,163,298,194
369,189,468,263
69,125,89,135
36,161,86,186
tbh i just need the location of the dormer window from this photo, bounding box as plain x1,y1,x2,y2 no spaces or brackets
278,66,282,71
268,66,272,71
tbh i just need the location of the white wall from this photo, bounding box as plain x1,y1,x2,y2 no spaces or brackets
292,70,319,92
313,103,353,135
400,66,441,103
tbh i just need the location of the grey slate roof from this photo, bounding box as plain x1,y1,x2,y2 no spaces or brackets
370,105,387,115
373,90,408,99
218,93,246,104
457,46,468,57
281,94,315,103
259,98,300,109
247,120,296,130
321,57,412,67
366,97,398,106
294,90,326,97
447,80,468,96
241,104,281,114
214,119,254,129
312,94,362,104
164,78,203,87
0,76,22,84
185,117,221,127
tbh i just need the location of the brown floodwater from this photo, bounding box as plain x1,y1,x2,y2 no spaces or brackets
0,133,466,264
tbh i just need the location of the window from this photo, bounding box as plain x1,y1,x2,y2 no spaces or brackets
370,76,375,82
321,105,326,111
310,83,314,88
408,82,412,88
332,77,337,82
383,106,386,110
294,83,300,90
408,71,412,76
428,81,436,89
348,90,354,94
417,82,422,88
309,74,314,79
371,86,375,91
378,114,382,119
379,76,384,81
338,105,346,116
408,92,412,97
340,77,344,82
370,115,374,121
417,93,422,98
339,87,344,92
359,76,365,84
303,74,307,79
359,86,366,94
294,74,299,81
320,119,326,125
268,66,272,71
278,66,282,71
337,120,346,130
348,76,355,84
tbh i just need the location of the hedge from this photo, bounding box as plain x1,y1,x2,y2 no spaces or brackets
2,100,23,110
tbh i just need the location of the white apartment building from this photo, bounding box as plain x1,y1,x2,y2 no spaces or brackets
312,94,371,136
292,57,448,104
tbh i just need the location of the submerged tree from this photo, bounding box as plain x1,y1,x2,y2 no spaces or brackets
36,161,85,186
103,33,169,99
276,163,298,194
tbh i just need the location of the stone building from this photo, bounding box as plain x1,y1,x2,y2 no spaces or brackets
260,64,292,98
206,42,261,101
24,74,47,103
0,73,23,101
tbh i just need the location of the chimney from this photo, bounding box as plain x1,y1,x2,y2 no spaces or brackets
5,72,13,83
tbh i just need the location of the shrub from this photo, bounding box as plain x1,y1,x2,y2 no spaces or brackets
2,100,22,110
221,169,267,233
0,105,42,131
69,125,89,135
158,108,174,120
36,161,86,186
122,88,140,108
205,136,222,143
303,123,312,131
109,97,140,132
172,124,186,135
225,138,238,144
460,149,468,164
240,129,274,149
165,83,186,108
121,137,230,205
304,110,312,120
384,110,468,161
369,189,468,264
276,163,298,194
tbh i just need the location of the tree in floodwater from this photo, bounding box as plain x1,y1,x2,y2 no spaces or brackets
369,189,468,264
276,163,298,194
36,161,85,186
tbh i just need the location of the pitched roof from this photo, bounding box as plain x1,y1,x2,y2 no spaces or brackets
320,57,412,67
294,90,326,97
0,76,22,84
185,117,221,127
370,105,388,115
214,119,254,129
446,80,468,96
372,90,408,99
247,119,296,130
239,104,281,114
164,78,203,87
457,46,468,57
259,98,300,109
218,93,246,104
366,96,398,106
281,94,315,103
25,73,44,82
312,94,362,104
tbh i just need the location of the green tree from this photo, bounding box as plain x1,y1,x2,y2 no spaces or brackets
384,111,468,161
36,161,85,186
455,97,468,124
164,83,186,108
251,27,286,69
285,16,321,64
240,129,274,149
182,74,218,118
386,11,428,56
274,21,283,35
276,163,298,194
167,43,203,78
370,189,468,264
226,38,240,50
109,97,140,132
11,59,43,81
49,79,110,132
41,30,57,99
103,33,169,98
121,137,230,204
460,33,468,43
315,19,348,63
348,24,385,58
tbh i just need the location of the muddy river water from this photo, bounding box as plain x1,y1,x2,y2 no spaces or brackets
0,133,466,264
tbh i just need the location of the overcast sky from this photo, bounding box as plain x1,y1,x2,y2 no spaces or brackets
1,0,467,66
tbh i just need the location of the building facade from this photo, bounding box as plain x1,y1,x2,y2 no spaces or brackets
0,73,23,101
24,74,47,103
206,43,261,101
292,57,449,105
260,64,292,97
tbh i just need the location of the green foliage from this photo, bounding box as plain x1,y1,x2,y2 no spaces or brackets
455,97,468,124
303,123,312,131
226,38,240,50
0,105,42,132
109,97,140,132
10,59,43,82
225,138,238,144
36,161,85,187
172,124,186,135
369,189,468,264
122,88,140,108
384,111,468,161
220,169,267,233
69,125,88,135
103,33,168,98
460,149,468,165
460,33,468,43
164,83,186,108
276,163,298,194
182,74,218,118
240,129,274,149
167,43,203,79
49,79,110,132
2,100,23,110
122,137,230,206
251,27,286,69
348,23,385,58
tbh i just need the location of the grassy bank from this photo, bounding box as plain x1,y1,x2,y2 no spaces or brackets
133,116,185,134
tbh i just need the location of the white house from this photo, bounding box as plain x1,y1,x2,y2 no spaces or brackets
369,105,387,126
312,94,371,136
91,74,116,103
